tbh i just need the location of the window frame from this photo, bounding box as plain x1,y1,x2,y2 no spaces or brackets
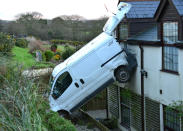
161,21,179,74
118,22,129,41
120,88,131,129
120,102,131,129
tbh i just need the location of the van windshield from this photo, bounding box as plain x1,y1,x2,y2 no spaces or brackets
52,72,72,100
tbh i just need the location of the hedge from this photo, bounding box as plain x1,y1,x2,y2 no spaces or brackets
50,39,85,46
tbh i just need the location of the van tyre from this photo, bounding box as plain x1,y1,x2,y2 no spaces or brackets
115,67,130,83
58,110,70,119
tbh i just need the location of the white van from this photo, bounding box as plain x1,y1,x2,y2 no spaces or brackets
49,2,136,114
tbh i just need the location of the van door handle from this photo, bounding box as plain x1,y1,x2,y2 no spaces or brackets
75,83,79,88
80,79,85,84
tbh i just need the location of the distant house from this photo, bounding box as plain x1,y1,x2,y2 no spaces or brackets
107,0,183,131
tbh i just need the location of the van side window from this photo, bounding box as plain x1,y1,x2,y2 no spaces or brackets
52,72,72,99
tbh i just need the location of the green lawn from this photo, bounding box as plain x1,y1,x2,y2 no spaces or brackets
12,46,54,69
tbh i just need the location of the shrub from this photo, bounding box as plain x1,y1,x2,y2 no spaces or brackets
44,50,54,61
15,38,28,48
51,44,57,52
53,50,62,61
100,117,118,129
43,111,76,131
0,32,15,55
53,54,61,61
0,62,76,131
62,46,75,60
50,39,85,46
87,122,95,129
28,40,44,54
0,57,11,83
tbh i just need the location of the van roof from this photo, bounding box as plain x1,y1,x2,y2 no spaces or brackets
52,32,114,77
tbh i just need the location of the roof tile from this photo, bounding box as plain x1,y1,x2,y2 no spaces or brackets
125,1,160,18
172,0,183,16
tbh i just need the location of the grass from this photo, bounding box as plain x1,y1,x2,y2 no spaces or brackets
12,46,54,69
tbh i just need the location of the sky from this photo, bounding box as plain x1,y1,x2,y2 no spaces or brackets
0,0,116,20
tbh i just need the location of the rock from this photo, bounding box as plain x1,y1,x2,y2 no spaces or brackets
36,51,42,62
22,68,53,78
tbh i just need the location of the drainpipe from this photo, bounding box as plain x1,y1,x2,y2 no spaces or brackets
139,45,146,131
106,88,109,119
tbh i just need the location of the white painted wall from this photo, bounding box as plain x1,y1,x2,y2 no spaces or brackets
127,45,141,95
126,44,183,105
114,43,183,131
119,44,183,131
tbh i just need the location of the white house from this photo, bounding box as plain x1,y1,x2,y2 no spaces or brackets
107,0,183,131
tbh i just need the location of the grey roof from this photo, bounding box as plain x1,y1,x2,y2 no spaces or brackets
172,0,183,16
126,1,160,18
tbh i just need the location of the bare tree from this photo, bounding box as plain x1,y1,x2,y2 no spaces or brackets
16,12,43,22
59,15,86,21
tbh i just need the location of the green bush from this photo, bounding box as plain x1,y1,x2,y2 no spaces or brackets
44,50,54,61
43,111,76,131
51,44,57,52
0,56,14,83
15,38,28,48
53,50,62,61
0,61,76,131
62,46,75,60
100,117,118,129
0,32,15,55
50,39,85,46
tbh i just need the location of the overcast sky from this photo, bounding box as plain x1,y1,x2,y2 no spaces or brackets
0,0,114,20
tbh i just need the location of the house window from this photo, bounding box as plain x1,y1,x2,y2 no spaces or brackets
119,23,128,40
164,106,181,131
163,22,178,72
120,90,131,129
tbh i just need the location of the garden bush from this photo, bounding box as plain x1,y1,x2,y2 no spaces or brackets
15,38,28,48
51,39,85,46
0,61,76,131
62,46,75,60
28,39,44,54
0,56,13,83
53,49,62,61
44,50,54,61
53,54,61,61
51,44,57,52
0,32,15,55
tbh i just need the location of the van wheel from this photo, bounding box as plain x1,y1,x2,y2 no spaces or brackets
58,110,70,119
115,67,130,83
